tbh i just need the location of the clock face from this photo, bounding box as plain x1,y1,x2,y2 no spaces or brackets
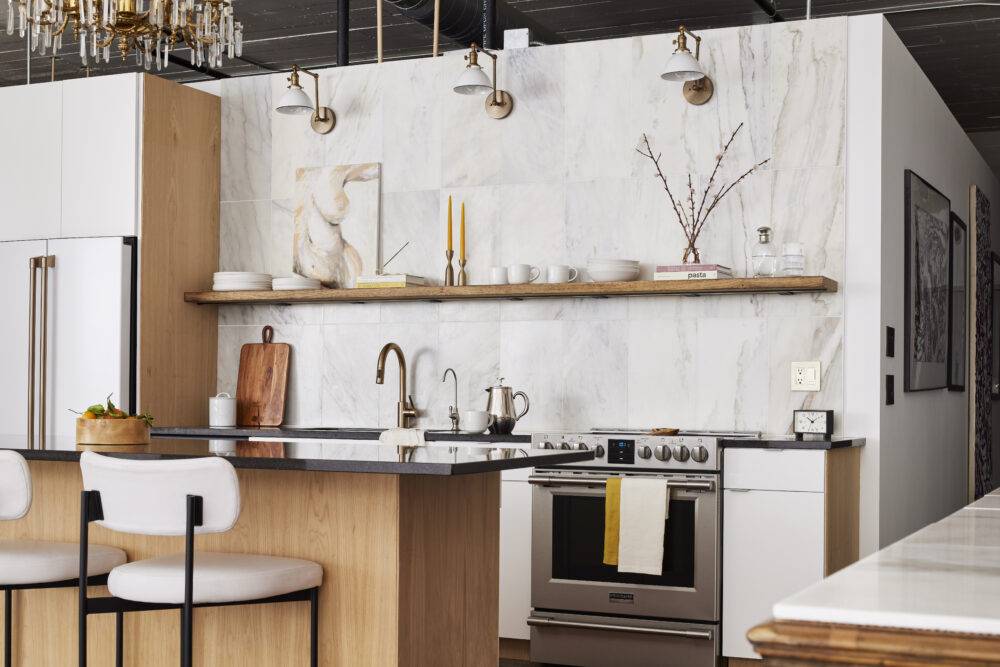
794,410,830,434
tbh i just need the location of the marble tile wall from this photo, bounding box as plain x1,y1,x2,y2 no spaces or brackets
217,18,847,433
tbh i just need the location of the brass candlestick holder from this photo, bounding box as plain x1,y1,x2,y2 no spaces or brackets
444,250,455,286
457,259,468,286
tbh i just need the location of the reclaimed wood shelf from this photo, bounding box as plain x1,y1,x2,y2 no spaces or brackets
184,276,837,305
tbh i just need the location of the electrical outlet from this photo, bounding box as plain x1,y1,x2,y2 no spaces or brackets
790,361,822,392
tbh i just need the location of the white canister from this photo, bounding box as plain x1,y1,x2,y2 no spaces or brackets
209,392,237,428
780,242,806,276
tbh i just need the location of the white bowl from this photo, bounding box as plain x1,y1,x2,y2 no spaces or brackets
588,258,639,267
588,267,640,283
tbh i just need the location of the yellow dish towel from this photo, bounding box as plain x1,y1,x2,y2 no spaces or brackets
603,477,622,566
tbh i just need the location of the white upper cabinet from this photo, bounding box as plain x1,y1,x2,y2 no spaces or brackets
0,82,63,241
60,74,140,238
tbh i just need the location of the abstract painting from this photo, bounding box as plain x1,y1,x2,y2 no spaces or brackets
904,170,950,392
974,185,993,498
293,163,381,288
948,212,968,391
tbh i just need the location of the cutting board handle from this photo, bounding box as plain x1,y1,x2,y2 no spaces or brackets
262,325,274,344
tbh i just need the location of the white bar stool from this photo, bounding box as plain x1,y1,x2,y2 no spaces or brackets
0,451,126,667
78,451,323,667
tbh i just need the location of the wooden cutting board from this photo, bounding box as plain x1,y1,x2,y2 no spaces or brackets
236,326,291,427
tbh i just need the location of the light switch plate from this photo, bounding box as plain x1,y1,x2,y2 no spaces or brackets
791,361,822,392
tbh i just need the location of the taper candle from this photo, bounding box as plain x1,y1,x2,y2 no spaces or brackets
460,202,466,261
447,195,453,252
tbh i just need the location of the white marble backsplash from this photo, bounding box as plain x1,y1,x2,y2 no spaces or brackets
217,18,848,434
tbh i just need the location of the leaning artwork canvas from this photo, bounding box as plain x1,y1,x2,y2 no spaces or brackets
293,163,381,288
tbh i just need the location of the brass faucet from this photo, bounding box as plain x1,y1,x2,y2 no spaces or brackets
376,342,418,428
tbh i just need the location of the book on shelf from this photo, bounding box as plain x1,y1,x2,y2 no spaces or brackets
354,274,427,289
655,263,732,273
654,269,734,281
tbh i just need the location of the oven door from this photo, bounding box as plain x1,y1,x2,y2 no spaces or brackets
530,470,719,621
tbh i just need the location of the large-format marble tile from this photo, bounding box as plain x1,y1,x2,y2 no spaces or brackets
381,57,442,193
221,76,272,202
694,318,769,431
502,44,566,185
766,317,844,434
440,49,503,188
769,17,846,170
498,183,566,267
558,321,629,430
498,320,565,430
273,324,324,427
563,37,633,183
381,188,441,280
321,323,382,427
439,300,501,322
219,201,270,272
627,319,698,428
438,320,502,419
500,297,627,322
440,185,502,286
376,323,441,429
269,199,295,277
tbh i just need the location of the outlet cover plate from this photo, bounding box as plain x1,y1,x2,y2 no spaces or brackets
791,361,822,392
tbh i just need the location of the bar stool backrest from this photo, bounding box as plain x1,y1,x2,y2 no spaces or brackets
0,451,31,521
80,452,240,536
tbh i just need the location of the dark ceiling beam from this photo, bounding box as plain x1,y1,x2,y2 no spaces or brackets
750,0,786,21
167,53,232,78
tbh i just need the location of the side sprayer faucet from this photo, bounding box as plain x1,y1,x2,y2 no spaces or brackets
442,368,459,433
376,342,417,428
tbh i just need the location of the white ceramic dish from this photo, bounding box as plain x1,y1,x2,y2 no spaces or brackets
587,267,640,282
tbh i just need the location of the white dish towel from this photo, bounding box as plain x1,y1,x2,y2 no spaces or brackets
617,477,670,575
378,428,426,448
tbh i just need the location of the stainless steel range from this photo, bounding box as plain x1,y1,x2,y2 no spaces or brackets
528,431,727,667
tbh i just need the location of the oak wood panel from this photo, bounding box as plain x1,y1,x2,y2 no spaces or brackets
499,638,530,661
823,447,861,576
398,472,500,667
185,276,839,305
1,460,404,666
749,619,1000,666
139,74,220,427
726,658,767,666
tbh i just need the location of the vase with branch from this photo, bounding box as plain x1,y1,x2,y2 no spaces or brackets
637,123,770,264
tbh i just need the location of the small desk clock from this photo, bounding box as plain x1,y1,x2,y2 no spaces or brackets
793,409,834,440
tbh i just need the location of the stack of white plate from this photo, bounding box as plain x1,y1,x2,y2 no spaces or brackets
212,272,272,291
272,275,322,291
587,258,640,282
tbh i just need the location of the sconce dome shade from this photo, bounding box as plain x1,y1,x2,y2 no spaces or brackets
661,50,705,82
276,84,314,115
453,64,493,95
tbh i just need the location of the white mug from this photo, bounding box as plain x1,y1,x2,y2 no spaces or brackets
209,392,237,428
490,266,509,285
546,265,579,284
462,410,495,434
508,264,540,284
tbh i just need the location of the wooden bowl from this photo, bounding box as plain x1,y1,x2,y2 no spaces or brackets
76,418,151,446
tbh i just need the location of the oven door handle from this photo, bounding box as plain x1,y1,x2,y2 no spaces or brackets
527,616,713,641
528,475,715,491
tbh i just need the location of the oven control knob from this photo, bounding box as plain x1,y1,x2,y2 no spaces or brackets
691,446,710,463
559,442,572,450
636,445,652,460
672,445,690,462
575,442,589,451
540,441,554,449
653,445,672,462
594,445,605,458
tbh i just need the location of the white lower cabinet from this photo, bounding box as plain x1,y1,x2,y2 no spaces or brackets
722,487,824,658
500,470,532,640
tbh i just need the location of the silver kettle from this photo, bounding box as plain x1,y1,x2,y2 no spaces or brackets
484,378,530,435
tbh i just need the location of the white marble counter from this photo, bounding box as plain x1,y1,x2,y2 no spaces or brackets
773,487,1000,634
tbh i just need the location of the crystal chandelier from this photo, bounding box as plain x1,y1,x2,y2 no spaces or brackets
5,0,243,70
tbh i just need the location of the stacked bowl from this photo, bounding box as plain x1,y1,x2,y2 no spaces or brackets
586,258,640,283
212,272,272,291
272,275,322,291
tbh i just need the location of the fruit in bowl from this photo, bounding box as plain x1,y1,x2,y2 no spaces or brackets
74,396,154,446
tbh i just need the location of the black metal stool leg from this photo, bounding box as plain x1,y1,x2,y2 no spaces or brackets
115,611,123,667
180,606,193,667
310,587,318,667
4,588,11,667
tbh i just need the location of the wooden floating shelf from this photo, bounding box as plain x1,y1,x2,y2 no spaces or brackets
184,276,838,305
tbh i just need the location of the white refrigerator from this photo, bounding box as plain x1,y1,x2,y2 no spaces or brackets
0,237,136,451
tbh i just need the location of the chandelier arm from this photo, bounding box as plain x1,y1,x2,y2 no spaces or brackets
51,13,70,37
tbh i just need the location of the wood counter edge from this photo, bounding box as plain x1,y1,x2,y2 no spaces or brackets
748,619,1000,665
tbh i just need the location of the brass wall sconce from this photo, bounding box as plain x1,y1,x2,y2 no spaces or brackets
453,43,514,120
661,25,714,106
275,64,336,135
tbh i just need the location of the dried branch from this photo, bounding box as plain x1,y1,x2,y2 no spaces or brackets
694,157,771,239
637,134,691,237
695,123,743,224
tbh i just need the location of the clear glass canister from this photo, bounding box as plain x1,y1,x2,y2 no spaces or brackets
752,226,777,277
781,242,806,276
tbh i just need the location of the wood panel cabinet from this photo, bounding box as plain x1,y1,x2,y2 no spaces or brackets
0,81,62,241
722,447,860,660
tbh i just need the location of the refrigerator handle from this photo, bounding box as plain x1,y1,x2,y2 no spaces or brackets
27,257,41,450
38,255,55,451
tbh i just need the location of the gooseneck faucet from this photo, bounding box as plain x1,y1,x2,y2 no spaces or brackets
442,368,459,433
376,342,418,428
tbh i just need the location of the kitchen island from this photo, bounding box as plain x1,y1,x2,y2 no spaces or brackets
1,439,590,666
748,485,1000,665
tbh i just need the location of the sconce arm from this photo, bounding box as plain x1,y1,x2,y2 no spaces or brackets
296,64,327,121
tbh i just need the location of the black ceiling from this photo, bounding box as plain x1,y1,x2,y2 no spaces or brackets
1,0,999,132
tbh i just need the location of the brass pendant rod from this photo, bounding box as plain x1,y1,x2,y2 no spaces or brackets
377,0,383,62
432,0,439,56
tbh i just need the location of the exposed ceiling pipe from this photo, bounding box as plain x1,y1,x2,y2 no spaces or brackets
383,0,565,48
338,0,350,65
750,0,786,21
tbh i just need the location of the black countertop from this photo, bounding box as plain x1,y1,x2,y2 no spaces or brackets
152,426,532,444
720,436,865,450
3,438,589,475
